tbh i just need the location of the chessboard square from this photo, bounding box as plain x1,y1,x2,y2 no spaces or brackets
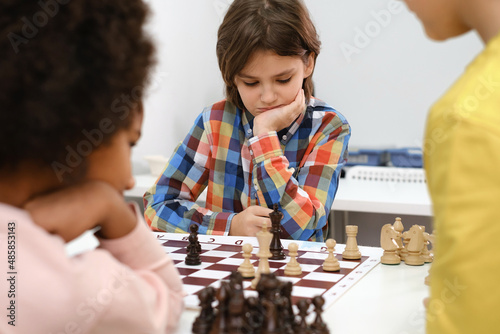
189,269,232,280
276,276,302,284
216,257,254,266
242,281,253,289
175,262,214,270
182,276,218,287
291,286,326,298
268,261,286,269
296,258,325,266
176,267,200,276
242,290,259,299
202,250,239,258
205,263,240,272
199,256,227,263
299,252,328,260
338,260,359,269
184,294,201,309
166,252,189,261
303,272,344,282
212,244,244,252
199,243,222,251
162,246,183,254
273,269,308,278
278,263,320,272
182,284,207,296
160,240,188,248
293,279,335,290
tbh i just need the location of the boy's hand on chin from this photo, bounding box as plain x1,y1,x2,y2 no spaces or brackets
25,180,137,242
253,89,305,136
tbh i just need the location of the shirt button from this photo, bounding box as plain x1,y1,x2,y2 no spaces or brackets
249,149,253,155
247,129,252,135
282,135,287,140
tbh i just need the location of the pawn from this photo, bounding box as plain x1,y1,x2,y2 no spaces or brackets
322,239,340,271
237,243,255,278
310,295,329,334
284,242,302,276
342,225,361,260
295,299,311,331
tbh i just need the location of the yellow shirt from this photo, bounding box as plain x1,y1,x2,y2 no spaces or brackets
425,32,500,333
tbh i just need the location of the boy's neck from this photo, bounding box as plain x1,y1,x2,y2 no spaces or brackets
0,165,61,208
462,0,500,44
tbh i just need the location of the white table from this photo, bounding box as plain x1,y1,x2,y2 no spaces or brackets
175,261,430,334
332,178,432,216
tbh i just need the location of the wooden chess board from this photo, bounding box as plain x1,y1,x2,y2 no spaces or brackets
155,233,381,310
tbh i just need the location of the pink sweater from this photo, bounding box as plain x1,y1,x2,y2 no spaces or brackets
0,203,184,334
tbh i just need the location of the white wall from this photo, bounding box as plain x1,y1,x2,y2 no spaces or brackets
133,0,483,174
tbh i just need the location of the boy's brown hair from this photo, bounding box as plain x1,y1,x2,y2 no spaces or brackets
216,0,321,110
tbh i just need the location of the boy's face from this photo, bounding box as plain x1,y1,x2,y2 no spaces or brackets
84,111,142,194
234,49,314,117
403,0,470,40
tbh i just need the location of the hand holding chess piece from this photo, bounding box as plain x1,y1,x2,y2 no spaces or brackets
322,239,340,271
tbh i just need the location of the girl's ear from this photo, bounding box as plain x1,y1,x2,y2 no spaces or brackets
304,52,315,78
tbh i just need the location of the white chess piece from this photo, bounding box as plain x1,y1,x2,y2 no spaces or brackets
342,225,361,260
238,243,255,278
251,221,272,288
284,242,302,276
393,217,404,257
322,239,340,271
403,225,425,266
380,224,401,265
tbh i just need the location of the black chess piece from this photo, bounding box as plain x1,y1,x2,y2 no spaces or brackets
186,224,201,265
245,296,264,332
210,281,231,334
278,281,295,334
187,224,202,253
192,287,216,334
295,299,311,333
269,204,286,260
310,296,329,334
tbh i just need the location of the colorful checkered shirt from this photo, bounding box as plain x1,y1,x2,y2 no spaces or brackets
144,97,350,241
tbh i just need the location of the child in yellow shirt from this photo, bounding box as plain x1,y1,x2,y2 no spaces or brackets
402,1,500,333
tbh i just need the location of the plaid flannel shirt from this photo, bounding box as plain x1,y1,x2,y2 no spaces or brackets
144,98,350,241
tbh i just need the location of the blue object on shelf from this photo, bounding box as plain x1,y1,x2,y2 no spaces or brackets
387,148,423,168
346,148,388,166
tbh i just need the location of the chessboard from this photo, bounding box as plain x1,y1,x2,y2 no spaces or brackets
155,232,381,310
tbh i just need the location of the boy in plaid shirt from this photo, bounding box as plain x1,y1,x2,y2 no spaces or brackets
144,0,350,241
